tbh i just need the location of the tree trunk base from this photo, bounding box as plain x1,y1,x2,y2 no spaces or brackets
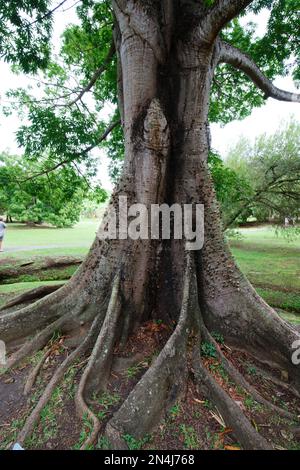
1,252,299,450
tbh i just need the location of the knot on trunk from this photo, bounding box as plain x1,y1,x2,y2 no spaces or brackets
143,98,170,155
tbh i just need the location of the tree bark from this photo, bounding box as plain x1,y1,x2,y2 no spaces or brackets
1,0,299,450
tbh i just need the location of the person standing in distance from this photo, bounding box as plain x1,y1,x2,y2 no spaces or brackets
0,217,7,252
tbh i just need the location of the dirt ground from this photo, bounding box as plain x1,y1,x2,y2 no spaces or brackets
1,320,300,451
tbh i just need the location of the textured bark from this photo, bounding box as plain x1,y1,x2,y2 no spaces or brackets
0,0,299,450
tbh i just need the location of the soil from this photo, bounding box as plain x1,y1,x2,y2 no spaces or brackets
1,322,299,450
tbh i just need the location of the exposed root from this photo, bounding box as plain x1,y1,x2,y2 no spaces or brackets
75,273,121,450
105,254,196,449
3,313,71,371
15,313,105,447
199,316,298,422
0,285,62,312
205,280,300,386
254,366,300,401
24,348,52,396
0,290,66,344
192,348,272,450
1,237,298,451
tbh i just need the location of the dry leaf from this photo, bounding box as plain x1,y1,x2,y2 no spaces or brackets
193,398,205,404
210,410,226,428
219,428,233,437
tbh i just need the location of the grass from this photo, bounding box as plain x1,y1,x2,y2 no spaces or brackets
230,226,300,291
229,225,300,250
228,226,300,325
0,280,66,307
123,433,151,450
179,424,199,449
231,246,300,291
0,266,77,285
0,219,99,259
256,288,300,314
0,222,299,325
0,280,65,295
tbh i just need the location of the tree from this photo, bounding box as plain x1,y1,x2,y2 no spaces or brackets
0,0,300,450
208,150,253,226
0,152,107,227
216,119,300,228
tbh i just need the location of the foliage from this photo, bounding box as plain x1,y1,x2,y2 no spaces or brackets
123,433,150,450
200,342,217,358
216,119,300,228
212,0,300,123
208,150,253,226
73,413,94,450
211,332,225,344
179,424,199,449
169,403,181,418
0,0,52,73
0,151,107,227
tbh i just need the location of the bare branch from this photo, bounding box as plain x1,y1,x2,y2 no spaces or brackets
203,0,253,41
67,42,116,107
218,41,300,103
20,119,121,182
27,0,70,27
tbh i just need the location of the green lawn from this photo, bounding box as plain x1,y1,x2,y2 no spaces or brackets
229,226,300,292
0,223,299,323
230,225,300,250
0,280,65,295
0,219,99,258
229,226,300,322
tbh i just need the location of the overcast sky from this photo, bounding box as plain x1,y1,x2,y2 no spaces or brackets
0,2,299,190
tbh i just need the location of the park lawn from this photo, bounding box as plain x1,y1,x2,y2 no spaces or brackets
229,226,300,293
0,280,65,295
230,247,300,291
229,226,300,321
0,219,99,259
230,225,300,250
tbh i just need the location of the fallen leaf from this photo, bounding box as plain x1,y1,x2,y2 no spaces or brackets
280,370,289,382
210,410,226,428
193,398,205,404
219,428,233,437
224,445,241,451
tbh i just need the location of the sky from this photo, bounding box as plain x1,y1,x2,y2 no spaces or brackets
0,2,299,190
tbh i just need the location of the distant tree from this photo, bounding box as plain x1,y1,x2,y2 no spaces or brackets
208,151,253,226
0,152,107,227
223,119,300,228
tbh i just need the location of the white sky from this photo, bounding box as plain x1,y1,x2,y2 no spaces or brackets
0,3,299,190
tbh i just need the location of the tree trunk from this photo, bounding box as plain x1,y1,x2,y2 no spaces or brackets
0,0,299,450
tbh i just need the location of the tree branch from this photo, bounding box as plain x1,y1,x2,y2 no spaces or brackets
203,0,253,41
20,119,121,182
218,41,300,103
67,42,116,107
27,0,70,27
224,170,300,229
